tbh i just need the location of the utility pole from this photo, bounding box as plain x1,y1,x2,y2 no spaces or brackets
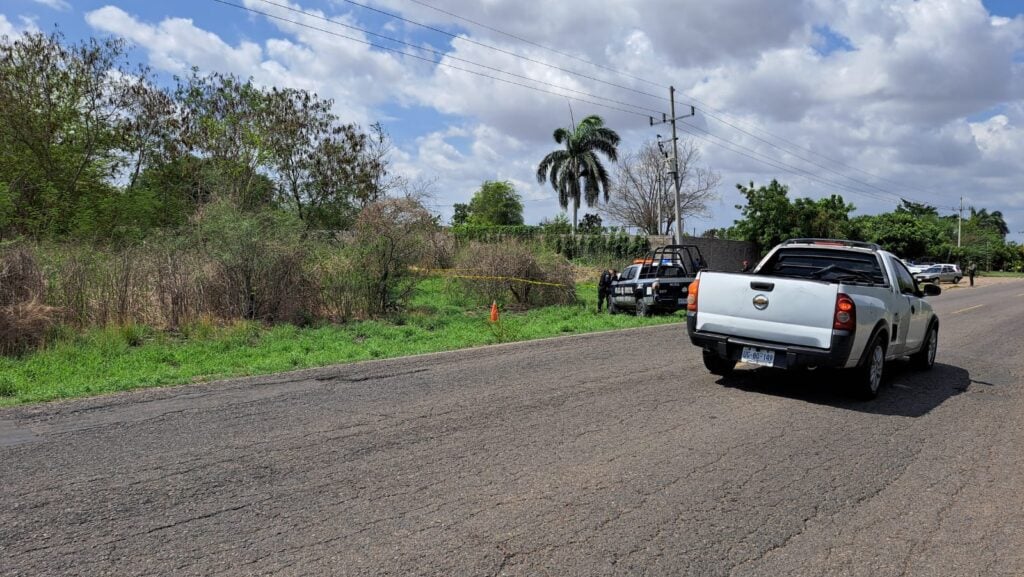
958,196,963,248
650,86,695,244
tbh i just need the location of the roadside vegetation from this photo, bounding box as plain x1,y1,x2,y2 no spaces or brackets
0,276,679,406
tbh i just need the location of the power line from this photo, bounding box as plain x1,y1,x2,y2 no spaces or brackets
219,0,963,212
403,0,666,90
696,108,957,209
332,0,667,102
249,0,664,116
211,0,654,118
386,0,955,207
694,109,956,210
676,122,906,206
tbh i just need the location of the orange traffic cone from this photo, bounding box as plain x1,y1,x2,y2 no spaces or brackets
490,301,499,323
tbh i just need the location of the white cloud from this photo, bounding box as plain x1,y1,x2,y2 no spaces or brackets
79,0,1024,239
32,0,71,11
0,13,39,38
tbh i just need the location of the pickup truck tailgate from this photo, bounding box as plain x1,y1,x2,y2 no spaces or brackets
695,272,838,349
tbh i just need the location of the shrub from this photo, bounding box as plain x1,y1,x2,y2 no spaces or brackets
0,300,60,356
194,200,315,323
349,198,438,316
454,240,575,307
0,244,45,306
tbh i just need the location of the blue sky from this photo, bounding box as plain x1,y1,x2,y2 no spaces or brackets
3,0,1024,241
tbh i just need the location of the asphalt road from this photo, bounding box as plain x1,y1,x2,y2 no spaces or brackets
2,279,1023,577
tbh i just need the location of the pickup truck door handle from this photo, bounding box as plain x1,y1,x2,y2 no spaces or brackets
750,281,775,291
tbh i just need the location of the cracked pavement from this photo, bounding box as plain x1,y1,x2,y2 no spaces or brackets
1,280,1022,576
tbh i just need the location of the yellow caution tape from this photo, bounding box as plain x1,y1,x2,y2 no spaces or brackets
412,267,571,288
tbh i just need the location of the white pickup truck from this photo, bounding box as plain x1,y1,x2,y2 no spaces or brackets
686,239,942,398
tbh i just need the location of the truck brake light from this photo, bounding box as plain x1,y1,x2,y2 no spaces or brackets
834,293,855,331
687,278,699,312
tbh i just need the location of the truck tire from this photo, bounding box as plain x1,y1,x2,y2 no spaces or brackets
852,334,886,399
703,350,736,376
635,299,650,317
910,322,938,370
608,300,618,315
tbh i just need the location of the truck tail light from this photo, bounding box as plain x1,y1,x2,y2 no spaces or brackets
687,278,700,312
834,293,855,331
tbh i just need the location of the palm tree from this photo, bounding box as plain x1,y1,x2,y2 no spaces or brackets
536,115,620,233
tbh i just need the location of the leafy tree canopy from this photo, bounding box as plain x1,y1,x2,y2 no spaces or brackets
463,180,524,226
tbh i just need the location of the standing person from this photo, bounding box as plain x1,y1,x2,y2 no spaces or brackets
598,268,614,312
968,261,977,287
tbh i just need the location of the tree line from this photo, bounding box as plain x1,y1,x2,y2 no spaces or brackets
0,31,395,241
707,179,1021,270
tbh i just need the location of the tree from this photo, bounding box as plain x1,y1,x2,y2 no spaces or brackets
539,213,571,235
0,31,135,237
579,213,603,233
730,180,799,252
895,199,939,218
604,139,720,235
729,180,856,253
536,115,620,233
464,180,524,226
451,203,470,226
791,194,856,239
854,211,949,258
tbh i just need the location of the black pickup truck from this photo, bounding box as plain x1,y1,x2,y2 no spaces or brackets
609,244,705,316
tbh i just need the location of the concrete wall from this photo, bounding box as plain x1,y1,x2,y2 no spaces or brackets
648,236,760,273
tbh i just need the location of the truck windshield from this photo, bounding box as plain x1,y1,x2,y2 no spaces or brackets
758,249,886,285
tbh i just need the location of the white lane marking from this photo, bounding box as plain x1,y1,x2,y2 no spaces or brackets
950,304,985,315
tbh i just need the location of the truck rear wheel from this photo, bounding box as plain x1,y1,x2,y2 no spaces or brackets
703,350,736,376
852,335,885,399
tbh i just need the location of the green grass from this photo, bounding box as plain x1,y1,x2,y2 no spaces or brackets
0,277,683,406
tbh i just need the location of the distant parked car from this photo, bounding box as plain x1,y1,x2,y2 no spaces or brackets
914,264,962,284
903,260,928,275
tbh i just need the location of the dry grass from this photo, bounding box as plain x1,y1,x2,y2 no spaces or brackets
0,245,45,306
0,300,60,356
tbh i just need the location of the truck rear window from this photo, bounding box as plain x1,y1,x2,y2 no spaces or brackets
759,249,886,285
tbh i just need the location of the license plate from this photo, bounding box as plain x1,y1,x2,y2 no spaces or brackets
741,347,776,367
678,298,685,304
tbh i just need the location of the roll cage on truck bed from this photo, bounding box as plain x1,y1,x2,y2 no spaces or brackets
609,244,705,316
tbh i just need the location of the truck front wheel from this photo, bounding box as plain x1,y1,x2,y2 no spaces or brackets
703,350,736,376
636,299,650,317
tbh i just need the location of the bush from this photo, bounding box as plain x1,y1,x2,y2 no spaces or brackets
348,198,439,316
454,240,575,307
0,244,45,306
0,300,60,356
194,200,316,323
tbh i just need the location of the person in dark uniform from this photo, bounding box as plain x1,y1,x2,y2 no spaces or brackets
598,268,614,312
741,259,752,273
968,261,977,287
